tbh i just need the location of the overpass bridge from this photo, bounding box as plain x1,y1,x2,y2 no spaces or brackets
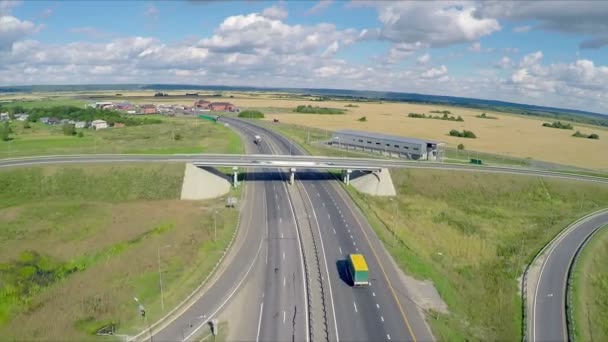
2,154,607,186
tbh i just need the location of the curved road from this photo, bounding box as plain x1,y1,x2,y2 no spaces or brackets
530,209,608,342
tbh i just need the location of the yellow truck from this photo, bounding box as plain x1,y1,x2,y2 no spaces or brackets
347,254,369,286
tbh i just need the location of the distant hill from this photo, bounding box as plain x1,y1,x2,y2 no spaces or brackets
1,83,606,126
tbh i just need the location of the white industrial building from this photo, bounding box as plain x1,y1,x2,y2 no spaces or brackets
331,129,445,161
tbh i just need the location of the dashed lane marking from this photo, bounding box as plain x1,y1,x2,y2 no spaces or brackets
283,310,286,324
372,292,376,297
376,303,380,309
333,228,336,234
387,334,391,340
353,301,358,313
283,252,285,260
339,247,342,254
381,316,384,322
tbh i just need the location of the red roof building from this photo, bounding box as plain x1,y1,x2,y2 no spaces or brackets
209,102,237,112
141,104,157,114
194,100,211,109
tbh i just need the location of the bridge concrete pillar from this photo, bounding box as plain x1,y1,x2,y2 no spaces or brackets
232,166,239,187
344,169,352,185
289,168,296,185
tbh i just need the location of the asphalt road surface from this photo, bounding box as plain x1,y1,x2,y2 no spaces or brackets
531,210,608,342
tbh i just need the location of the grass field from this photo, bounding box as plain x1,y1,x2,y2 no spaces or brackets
0,164,240,340
0,98,87,108
0,116,243,158
572,225,608,342
343,170,608,341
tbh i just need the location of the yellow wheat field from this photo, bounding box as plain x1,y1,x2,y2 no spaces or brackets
228,97,608,170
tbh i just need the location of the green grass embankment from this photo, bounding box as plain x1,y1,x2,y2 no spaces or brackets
0,164,239,340
0,117,242,158
343,170,608,341
572,225,608,342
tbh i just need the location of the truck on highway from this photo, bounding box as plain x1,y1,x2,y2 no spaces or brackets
347,253,369,286
254,135,262,144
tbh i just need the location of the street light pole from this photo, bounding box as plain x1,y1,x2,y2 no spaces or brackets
157,245,171,312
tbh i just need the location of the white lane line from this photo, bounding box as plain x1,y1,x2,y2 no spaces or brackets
380,316,385,322
333,228,336,234
372,292,376,297
265,248,268,265
279,217,282,223
348,229,351,233
387,334,391,340
350,235,353,239
328,213,331,219
353,301,358,313
376,303,380,309
283,276,286,287
283,310,286,324
353,241,356,246
339,247,342,254
281,233,284,239
356,247,359,252
317,192,320,197
283,252,285,260
256,302,264,342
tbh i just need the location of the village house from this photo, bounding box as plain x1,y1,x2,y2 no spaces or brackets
91,119,108,130
75,121,87,129
141,104,157,114
209,102,237,112
0,112,9,121
194,100,211,109
16,113,29,121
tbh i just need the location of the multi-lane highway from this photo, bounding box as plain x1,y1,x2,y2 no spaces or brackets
2,118,608,341
530,209,608,342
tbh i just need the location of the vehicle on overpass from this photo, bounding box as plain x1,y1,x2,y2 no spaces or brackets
347,253,369,286
254,135,262,144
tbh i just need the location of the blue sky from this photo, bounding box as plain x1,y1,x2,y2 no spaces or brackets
1,0,607,113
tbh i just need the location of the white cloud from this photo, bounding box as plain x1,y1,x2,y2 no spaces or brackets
417,53,430,65
0,15,40,51
69,26,112,39
512,25,531,33
474,1,608,49
262,3,288,21
420,65,448,79
519,51,543,68
359,1,501,48
496,56,512,69
0,0,21,16
144,5,159,20
306,0,333,15
469,42,482,52
321,41,339,58
385,41,425,63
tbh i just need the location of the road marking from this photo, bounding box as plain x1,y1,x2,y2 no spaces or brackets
283,252,285,260
348,229,351,233
322,202,326,207
356,247,359,252
387,334,391,340
328,213,331,219
284,276,286,287
353,301,358,313
353,241,356,246
281,233,284,239
381,316,384,322
376,303,380,309
265,248,268,265
333,228,336,234
350,235,353,239
372,292,376,297
256,302,264,342
339,247,342,254
283,310,286,324
317,192,320,197
279,217,282,223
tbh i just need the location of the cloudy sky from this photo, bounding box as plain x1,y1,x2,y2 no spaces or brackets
1,0,607,114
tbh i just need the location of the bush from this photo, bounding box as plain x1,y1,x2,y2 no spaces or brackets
457,143,465,150
409,112,464,122
572,131,586,138
588,133,599,140
238,110,265,119
62,124,76,136
476,113,498,119
449,129,477,139
77,131,84,138
293,105,345,114
358,116,367,122
345,104,359,108
408,113,427,118
572,131,600,140
23,121,31,129
1,122,11,141
173,133,183,141
542,121,573,130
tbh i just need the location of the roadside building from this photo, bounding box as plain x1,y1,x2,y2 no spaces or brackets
16,113,29,121
141,104,157,114
40,117,50,124
194,100,211,109
0,112,9,121
331,129,445,161
91,119,108,130
47,117,60,125
75,121,87,129
114,122,125,128
209,102,237,112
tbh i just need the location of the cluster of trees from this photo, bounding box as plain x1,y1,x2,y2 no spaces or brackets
572,131,600,140
476,113,498,119
0,105,162,127
449,129,477,138
542,121,573,130
238,110,265,119
430,110,452,115
294,105,345,114
344,104,359,108
408,112,464,122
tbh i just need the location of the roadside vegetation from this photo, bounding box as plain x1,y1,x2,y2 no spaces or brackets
293,105,345,114
0,116,242,158
572,131,600,140
449,129,477,138
543,121,574,130
475,112,498,119
345,170,608,341
238,109,265,119
408,112,464,122
0,164,240,340
572,225,608,342
357,116,367,122
345,104,359,108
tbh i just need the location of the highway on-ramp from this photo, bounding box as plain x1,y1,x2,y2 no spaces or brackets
530,209,608,342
